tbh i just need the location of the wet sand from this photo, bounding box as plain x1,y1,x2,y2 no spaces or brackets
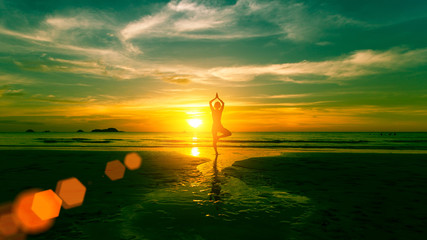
1,150,426,239
225,152,427,239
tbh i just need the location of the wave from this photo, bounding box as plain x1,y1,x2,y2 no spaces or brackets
147,139,372,144
35,138,112,143
387,140,427,143
221,140,371,144
5,144,427,150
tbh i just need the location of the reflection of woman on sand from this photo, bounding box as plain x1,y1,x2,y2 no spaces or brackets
210,93,232,154
209,154,221,203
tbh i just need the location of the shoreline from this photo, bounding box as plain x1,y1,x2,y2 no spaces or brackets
2,146,427,155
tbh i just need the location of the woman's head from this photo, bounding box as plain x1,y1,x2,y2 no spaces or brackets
214,102,221,109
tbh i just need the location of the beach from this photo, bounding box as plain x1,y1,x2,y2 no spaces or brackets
225,152,427,239
1,147,426,239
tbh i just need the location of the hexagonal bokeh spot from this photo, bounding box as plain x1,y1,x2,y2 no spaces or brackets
0,213,19,237
105,160,125,181
124,152,142,170
13,189,54,234
0,204,19,237
55,177,87,209
31,190,62,221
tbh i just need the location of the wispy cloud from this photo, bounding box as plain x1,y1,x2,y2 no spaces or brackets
253,94,312,99
120,0,367,42
120,0,235,40
0,26,52,42
0,73,34,85
0,119,45,125
0,86,24,97
206,48,427,83
30,94,97,104
228,100,335,107
45,12,109,30
10,44,427,86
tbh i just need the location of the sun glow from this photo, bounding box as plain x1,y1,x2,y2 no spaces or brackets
187,119,202,128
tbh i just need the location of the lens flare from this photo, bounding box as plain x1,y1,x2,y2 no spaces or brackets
0,205,19,237
105,160,126,181
56,177,87,209
124,152,142,170
31,190,62,221
13,189,54,234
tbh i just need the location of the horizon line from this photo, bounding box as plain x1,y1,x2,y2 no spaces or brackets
1,131,427,133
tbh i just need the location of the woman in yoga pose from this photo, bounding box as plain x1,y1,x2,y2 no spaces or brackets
209,93,231,154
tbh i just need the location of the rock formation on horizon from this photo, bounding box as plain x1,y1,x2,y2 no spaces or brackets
91,128,121,132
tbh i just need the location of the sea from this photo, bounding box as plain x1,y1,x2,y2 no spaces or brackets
0,132,426,153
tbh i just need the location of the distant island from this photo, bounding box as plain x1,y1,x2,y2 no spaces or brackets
77,129,84,132
91,128,122,132
25,129,34,132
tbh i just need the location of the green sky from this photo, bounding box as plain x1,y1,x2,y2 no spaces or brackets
0,0,426,132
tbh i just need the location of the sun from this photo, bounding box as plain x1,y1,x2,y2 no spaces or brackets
187,119,202,128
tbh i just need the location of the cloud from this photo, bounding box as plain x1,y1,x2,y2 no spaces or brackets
45,12,109,30
157,88,205,93
205,48,427,83
253,94,312,99
30,94,97,104
121,14,170,40
0,85,24,97
0,9,121,52
0,73,34,85
120,0,231,40
161,75,191,84
0,1,424,87
13,46,426,86
3,89,24,96
120,0,366,42
0,26,52,42
0,119,44,125
228,100,334,107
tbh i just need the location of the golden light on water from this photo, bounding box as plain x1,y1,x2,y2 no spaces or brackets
187,119,202,128
191,147,200,157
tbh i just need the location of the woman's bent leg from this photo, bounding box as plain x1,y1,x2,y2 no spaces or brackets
218,127,231,138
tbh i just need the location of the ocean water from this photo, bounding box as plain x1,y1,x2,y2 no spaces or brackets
0,132,426,152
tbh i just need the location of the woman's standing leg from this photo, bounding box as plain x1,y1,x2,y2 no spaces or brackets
212,128,218,154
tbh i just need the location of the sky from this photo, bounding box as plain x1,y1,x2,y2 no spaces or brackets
0,0,426,132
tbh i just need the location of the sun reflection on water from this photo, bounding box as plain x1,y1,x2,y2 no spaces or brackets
191,147,200,157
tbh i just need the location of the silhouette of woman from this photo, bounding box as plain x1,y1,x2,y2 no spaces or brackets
210,93,231,154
